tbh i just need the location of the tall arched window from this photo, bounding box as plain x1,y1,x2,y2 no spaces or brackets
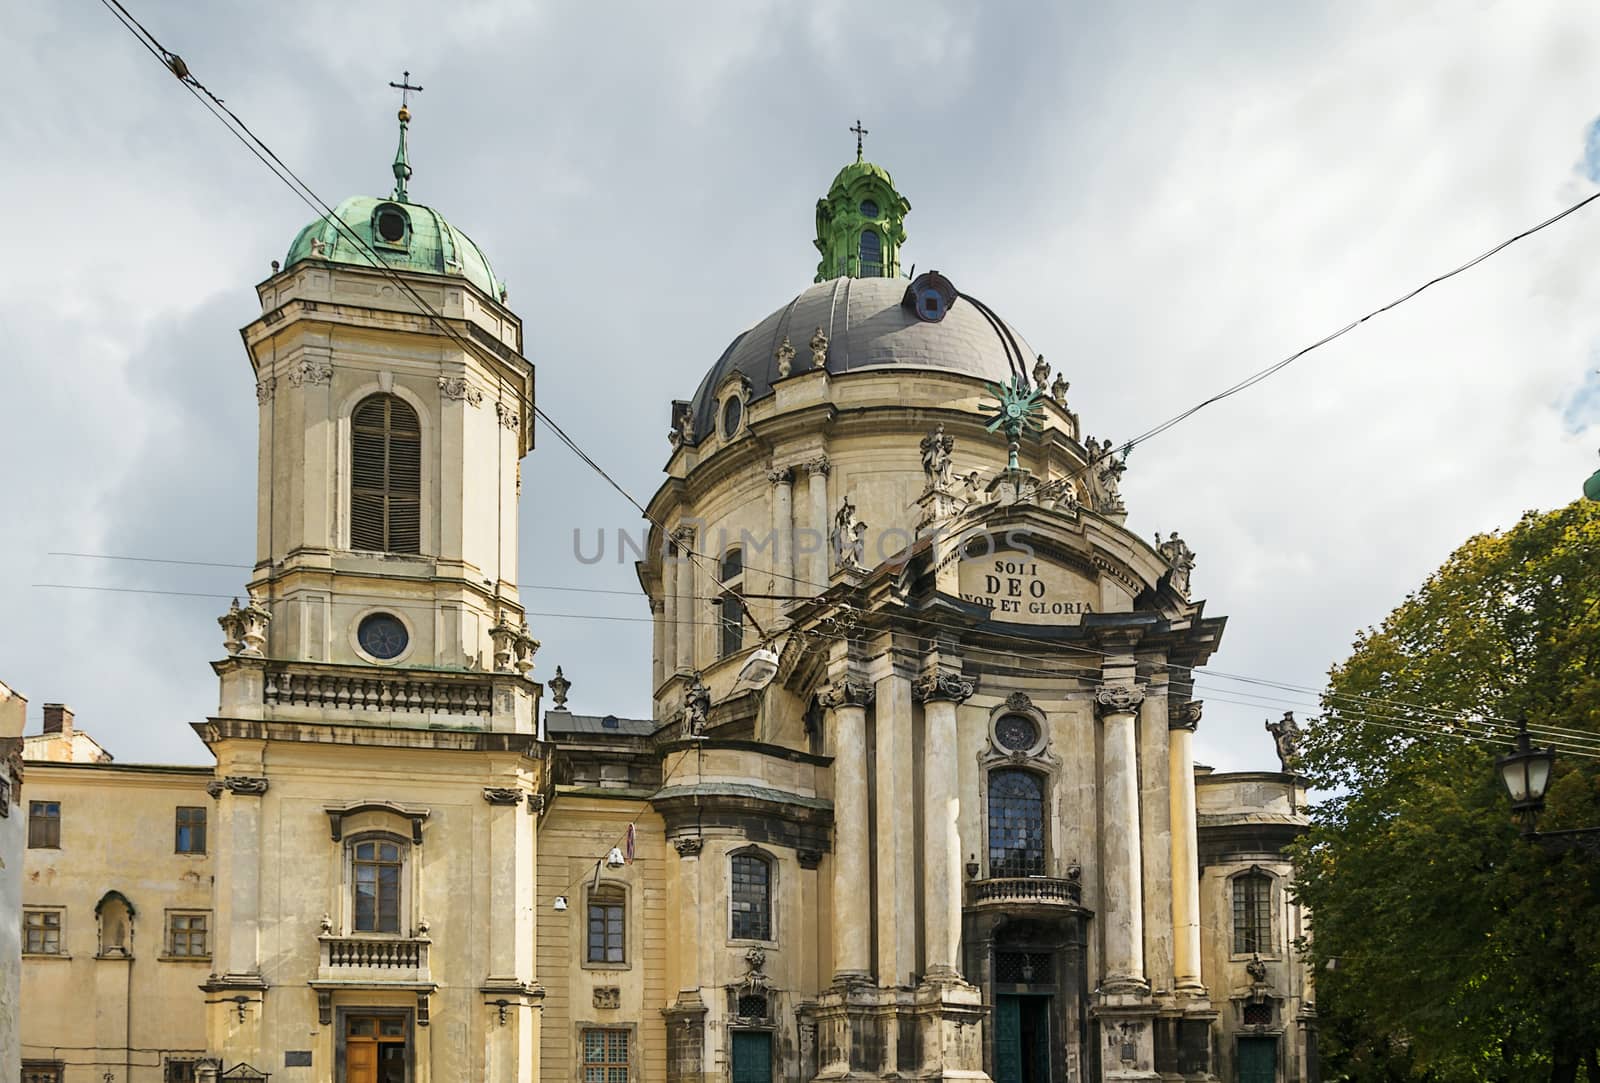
730,851,772,941
353,838,404,933
1233,870,1273,954
351,394,421,554
987,770,1045,878
858,229,882,276
719,548,745,658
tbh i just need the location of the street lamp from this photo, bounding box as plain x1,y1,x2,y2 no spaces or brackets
1495,720,1555,831
1495,719,1600,856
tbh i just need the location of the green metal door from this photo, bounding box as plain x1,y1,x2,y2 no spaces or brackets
732,1031,771,1083
993,996,1021,1083
1237,1037,1277,1083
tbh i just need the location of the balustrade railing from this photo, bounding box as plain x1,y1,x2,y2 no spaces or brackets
966,876,1081,906
264,666,492,717
320,936,429,972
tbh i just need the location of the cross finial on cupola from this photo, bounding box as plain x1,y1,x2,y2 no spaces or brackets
387,70,424,202
850,118,869,162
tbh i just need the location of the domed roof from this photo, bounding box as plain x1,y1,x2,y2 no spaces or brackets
284,195,503,300
686,274,1034,440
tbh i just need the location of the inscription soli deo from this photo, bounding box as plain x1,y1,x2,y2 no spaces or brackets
958,552,1096,624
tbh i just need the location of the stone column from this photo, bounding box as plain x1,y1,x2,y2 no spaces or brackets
662,544,678,678
1168,700,1205,994
805,455,830,593
768,467,795,599
873,667,916,985
914,671,975,981
1096,683,1148,993
819,676,873,984
651,599,665,693
674,526,696,674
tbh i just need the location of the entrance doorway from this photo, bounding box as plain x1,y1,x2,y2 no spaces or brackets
1236,1036,1277,1083
731,1031,772,1083
993,995,1051,1083
345,1014,407,1083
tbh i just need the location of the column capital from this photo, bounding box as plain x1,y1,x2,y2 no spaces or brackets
818,677,874,709
671,524,697,545
1169,699,1202,731
767,465,795,486
482,787,525,806
1094,684,1145,719
914,671,975,704
672,835,704,858
804,454,831,477
207,775,269,798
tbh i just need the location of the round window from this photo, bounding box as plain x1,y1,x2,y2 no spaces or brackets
722,395,744,438
357,613,409,660
859,199,880,218
376,208,407,243
995,714,1039,752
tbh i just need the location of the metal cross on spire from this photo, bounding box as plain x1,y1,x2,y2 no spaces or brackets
387,71,422,202
389,71,424,111
850,119,868,161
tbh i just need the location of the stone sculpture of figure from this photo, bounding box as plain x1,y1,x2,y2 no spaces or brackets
1265,711,1302,772
1033,353,1051,389
1095,443,1126,512
1051,373,1070,404
685,672,711,736
1156,531,1197,595
919,423,955,491
832,496,867,571
809,327,829,369
774,336,796,379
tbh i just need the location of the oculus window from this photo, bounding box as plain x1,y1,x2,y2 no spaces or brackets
358,612,410,661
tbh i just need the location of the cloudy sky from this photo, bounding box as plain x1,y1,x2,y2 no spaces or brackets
4,1,1598,769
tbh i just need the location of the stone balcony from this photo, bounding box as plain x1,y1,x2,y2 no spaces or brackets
317,935,431,985
965,876,1083,911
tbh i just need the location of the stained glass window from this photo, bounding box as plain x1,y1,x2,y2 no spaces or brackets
987,770,1045,877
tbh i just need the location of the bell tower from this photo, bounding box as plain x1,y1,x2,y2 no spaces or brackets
237,102,536,682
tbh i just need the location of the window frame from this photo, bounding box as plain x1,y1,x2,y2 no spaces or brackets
28,800,60,849
858,227,883,275
23,1060,65,1083
23,907,65,956
1231,869,1276,957
986,768,1048,878
348,392,423,555
163,1058,201,1083
584,885,628,968
174,805,207,854
164,909,211,961
718,547,745,659
580,1027,631,1083
351,836,406,934
344,831,410,936
728,847,775,944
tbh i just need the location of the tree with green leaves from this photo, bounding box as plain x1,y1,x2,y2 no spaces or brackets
1290,501,1600,1082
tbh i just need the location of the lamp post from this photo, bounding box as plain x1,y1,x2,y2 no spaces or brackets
1495,719,1600,856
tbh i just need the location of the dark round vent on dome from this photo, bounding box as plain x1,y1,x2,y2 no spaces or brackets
376,207,408,243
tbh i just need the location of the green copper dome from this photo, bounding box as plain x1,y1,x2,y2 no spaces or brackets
814,133,911,282
1584,460,1600,502
285,195,503,300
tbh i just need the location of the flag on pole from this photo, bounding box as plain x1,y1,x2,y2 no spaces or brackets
624,822,636,865
591,859,602,891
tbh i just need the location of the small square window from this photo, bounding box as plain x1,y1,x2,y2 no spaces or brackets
24,909,63,955
167,912,209,958
175,806,207,854
164,1058,200,1083
583,1028,629,1083
28,801,60,849
23,1061,64,1083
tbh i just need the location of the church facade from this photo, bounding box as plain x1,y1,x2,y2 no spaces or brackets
16,111,1314,1083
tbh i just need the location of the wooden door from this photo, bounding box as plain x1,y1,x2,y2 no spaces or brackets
1237,1036,1277,1083
347,1040,378,1083
731,1031,771,1083
993,996,1021,1083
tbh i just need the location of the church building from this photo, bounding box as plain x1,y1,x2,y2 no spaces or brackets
17,104,1315,1083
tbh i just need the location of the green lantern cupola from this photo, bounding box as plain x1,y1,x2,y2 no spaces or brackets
814,121,911,282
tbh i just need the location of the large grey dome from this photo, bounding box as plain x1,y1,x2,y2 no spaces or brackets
686,275,1035,440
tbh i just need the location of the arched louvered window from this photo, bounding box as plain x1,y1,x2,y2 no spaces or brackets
351,394,421,553
719,547,745,658
858,229,882,276
988,769,1046,877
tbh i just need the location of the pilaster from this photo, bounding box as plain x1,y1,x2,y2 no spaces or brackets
818,668,873,985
